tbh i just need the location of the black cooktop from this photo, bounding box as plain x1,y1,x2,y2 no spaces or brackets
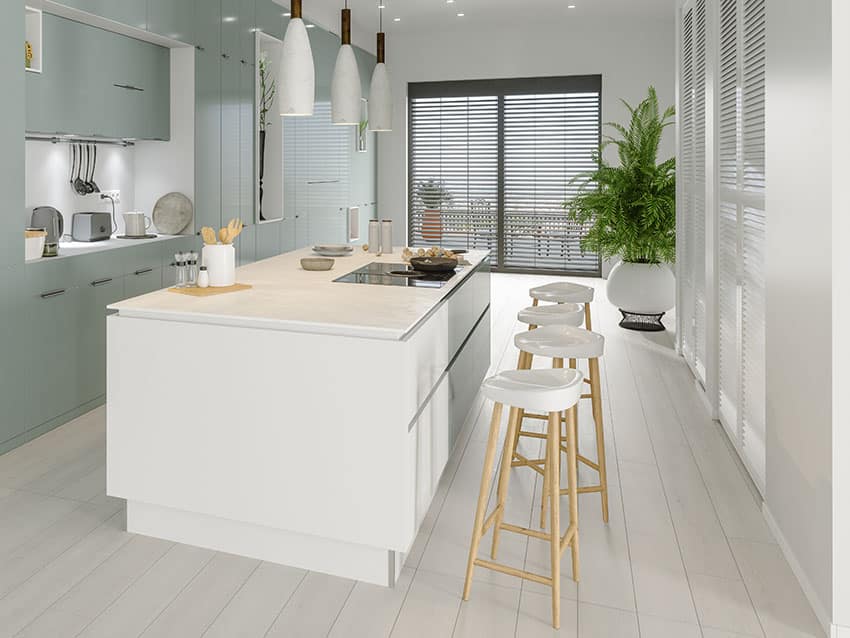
334,262,460,288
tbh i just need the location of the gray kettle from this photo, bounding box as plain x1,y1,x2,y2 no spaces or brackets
30,207,64,257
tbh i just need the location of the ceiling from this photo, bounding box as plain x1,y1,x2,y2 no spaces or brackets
317,0,677,35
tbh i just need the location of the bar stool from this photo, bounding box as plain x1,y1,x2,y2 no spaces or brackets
463,368,584,629
529,282,595,330
514,325,608,524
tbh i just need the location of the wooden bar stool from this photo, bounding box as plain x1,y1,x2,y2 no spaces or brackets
463,368,584,629
513,325,609,524
529,282,595,330
516,302,584,369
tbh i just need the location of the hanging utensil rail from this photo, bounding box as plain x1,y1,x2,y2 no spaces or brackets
25,135,135,147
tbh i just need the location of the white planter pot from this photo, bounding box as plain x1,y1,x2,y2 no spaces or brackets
606,261,675,314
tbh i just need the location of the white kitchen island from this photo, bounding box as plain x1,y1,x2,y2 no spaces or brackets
106,247,491,586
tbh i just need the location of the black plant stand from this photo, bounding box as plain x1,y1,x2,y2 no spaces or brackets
618,310,666,332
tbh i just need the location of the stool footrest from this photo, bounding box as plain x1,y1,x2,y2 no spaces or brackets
499,522,551,541
577,454,600,470
474,558,553,587
560,485,605,495
517,429,548,439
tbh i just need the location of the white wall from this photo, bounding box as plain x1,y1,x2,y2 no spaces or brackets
376,17,677,247
832,0,850,632
764,0,833,628
25,141,136,235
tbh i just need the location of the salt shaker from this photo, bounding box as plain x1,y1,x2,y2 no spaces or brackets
197,266,209,288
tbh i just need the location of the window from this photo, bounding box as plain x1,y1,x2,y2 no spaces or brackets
408,76,602,275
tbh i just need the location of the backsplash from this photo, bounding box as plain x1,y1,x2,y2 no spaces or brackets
25,141,137,236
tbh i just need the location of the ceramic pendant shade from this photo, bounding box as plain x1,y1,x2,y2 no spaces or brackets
369,28,392,131
331,6,362,125
280,0,315,116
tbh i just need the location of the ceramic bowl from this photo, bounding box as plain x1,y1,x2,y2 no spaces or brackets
301,257,335,271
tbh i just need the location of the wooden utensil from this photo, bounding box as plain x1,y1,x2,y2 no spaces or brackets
226,219,243,243
219,228,228,244
201,226,218,245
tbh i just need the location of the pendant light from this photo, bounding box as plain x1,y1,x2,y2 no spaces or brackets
369,3,392,132
280,0,315,116
331,1,362,125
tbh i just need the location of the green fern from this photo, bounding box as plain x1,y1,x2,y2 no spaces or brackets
565,87,676,264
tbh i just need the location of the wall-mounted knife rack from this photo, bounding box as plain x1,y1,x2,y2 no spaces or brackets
25,134,135,147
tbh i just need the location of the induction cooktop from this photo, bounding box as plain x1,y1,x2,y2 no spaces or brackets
333,262,460,289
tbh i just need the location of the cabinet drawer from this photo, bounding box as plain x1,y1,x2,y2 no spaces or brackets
124,266,163,299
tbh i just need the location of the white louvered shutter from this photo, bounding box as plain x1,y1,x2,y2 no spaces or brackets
692,0,708,381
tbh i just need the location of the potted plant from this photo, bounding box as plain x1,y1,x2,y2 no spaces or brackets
258,52,276,221
565,87,676,331
415,179,452,242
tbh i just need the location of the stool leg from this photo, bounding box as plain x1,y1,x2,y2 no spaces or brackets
569,358,577,370
491,407,521,559
532,297,539,307
589,357,609,523
584,303,592,331
566,404,581,582
541,357,564,528
463,402,504,601
547,410,562,629
514,351,531,458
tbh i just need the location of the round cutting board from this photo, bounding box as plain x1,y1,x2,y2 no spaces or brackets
152,192,194,235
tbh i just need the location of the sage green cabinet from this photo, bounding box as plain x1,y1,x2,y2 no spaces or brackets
25,265,81,430
26,14,170,140
221,56,242,225
57,0,147,30
77,275,124,405
0,3,24,267
256,0,284,39
147,0,195,43
195,46,222,232
0,268,29,446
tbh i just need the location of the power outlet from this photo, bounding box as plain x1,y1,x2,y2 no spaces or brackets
101,189,121,204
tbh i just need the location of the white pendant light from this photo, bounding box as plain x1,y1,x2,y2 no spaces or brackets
369,6,392,132
280,0,315,116
331,2,362,125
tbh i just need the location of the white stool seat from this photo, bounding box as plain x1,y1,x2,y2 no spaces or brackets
515,325,605,360
482,368,584,414
530,282,594,304
518,303,584,327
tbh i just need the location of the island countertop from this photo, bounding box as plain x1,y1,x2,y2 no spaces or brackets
109,247,490,340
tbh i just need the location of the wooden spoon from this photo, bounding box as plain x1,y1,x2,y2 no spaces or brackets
219,228,228,244
226,219,243,243
201,227,217,245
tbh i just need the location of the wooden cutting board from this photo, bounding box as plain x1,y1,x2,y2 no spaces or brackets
167,283,252,297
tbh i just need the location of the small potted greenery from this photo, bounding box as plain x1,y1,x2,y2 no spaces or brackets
566,87,676,330
415,179,452,242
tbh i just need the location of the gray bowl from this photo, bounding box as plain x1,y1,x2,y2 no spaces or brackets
301,257,335,271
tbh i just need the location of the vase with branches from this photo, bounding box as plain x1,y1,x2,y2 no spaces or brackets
258,52,276,220
565,87,677,329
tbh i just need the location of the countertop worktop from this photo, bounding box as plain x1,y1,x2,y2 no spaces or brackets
26,233,192,263
109,247,490,340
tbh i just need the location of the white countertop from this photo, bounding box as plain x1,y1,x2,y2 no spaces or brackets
109,247,490,340
26,233,190,263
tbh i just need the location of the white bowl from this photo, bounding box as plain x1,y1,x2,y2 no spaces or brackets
25,235,45,261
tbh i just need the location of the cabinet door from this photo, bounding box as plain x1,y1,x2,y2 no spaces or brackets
221,0,240,59
221,56,241,226
77,275,124,405
148,0,195,44
239,56,255,226
139,40,171,140
194,47,222,232
0,2,24,266
57,0,147,30
256,221,281,260
235,223,256,266
194,0,221,54
255,0,284,39
239,0,256,64
124,266,163,298
0,268,30,445
26,273,80,429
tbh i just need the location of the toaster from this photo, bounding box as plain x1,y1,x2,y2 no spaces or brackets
71,212,112,242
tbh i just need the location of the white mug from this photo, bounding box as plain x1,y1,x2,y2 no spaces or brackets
123,212,152,237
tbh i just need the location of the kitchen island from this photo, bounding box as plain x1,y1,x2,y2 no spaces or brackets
106,247,491,586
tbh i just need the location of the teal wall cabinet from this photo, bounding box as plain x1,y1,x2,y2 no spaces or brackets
26,15,170,140
1,2,24,266
77,276,124,406
147,0,195,43
0,268,30,446
58,0,147,30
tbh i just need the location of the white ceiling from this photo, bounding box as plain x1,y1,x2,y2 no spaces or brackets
313,0,677,36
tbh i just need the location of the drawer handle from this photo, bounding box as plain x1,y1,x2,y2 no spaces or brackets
40,289,66,299
195,44,206,52
222,53,231,59
113,83,144,92
134,267,153,276
91,277,113,287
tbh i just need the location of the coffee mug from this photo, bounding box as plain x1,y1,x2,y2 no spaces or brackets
123,212,152,237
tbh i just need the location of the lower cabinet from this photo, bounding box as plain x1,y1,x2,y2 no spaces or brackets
77,275,124,406
25,269,81,431
448,307,491,449
0,268,30,447
124,266,163,298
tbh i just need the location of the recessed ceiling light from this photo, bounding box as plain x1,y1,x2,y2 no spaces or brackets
568,4,576,7
393,17,401,21
378,3,386,7
222,16,236,22
447,0,454,3
457,12,464,16
306,23,315,28
283,12,291,16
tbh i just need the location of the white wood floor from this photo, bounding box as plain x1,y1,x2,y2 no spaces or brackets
0,273,825,638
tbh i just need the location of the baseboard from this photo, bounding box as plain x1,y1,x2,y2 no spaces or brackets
832,624,850,638
762,505,831,636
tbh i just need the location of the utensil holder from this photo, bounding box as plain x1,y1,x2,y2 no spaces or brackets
202,244,236,287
